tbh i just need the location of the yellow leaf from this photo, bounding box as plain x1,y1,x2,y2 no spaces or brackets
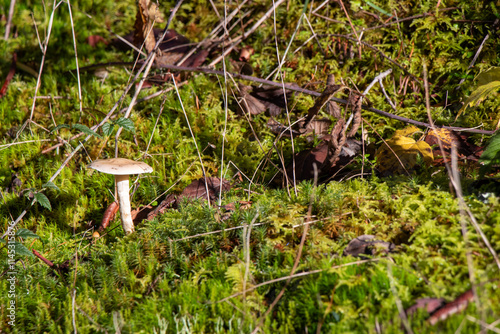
376,127,434,174
393,125,421,138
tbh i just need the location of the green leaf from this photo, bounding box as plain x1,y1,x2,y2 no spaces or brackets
476,67,500,86
479,133,500,177
14,241,35,257
480,133,500,164
72,124,103,139
115,117,135,133
50,124,70,134
457,67,500,117
102,122,114,136
34,193,52,211
16,228,40,239
42,181,60,192
463,81,500,108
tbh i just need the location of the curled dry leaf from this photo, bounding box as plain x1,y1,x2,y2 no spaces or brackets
236,84,267,116
346,92,363,138
303,83,344,127
235,84,297,117
131,205,154,223
98,201,119,231
343,235,396,257
267,118,302,137
180,177,231,201
134,0,164,53
298,118,332,139
406,289,474,325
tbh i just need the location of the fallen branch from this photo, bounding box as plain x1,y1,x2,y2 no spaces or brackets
73,62,497,136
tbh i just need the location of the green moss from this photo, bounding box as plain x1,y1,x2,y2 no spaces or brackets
1,0,500,332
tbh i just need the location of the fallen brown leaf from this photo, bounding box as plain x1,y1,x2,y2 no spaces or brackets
343,235,395,257
428,289,473,325
134,0,164,53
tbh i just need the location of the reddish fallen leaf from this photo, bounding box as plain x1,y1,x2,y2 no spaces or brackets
221,202,236,212
180,49,209,68
290,140,329,181
236,84,298,117
239,201,252,210
406,298,446,316
428,289,473,325
98,201,119,231
0,53,16,98
86,35,108,47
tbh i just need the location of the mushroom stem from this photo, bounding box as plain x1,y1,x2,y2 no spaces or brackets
115,175,134,235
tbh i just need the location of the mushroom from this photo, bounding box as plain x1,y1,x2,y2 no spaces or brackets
88,158,152,235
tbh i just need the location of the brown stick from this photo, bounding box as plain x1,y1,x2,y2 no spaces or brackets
32,249,55,268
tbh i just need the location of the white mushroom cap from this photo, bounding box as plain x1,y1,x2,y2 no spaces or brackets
88,158,152,175
88,158,152,235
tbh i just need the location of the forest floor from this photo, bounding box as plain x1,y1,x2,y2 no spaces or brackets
1,0,500,333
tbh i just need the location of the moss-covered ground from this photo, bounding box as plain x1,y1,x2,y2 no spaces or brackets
1,0,500,332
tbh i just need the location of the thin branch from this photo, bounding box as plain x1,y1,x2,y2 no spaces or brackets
4,0,16,40
150,64,496,135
